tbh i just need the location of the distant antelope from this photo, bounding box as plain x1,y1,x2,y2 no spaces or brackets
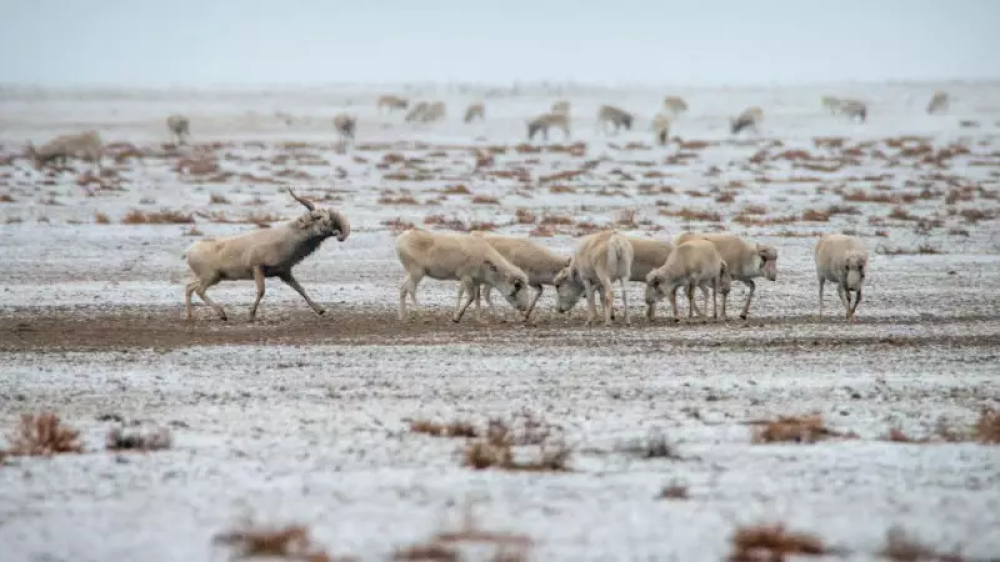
405,101,430,123
377,94,409,114
464,102,485,123
597,105,634,135
26,130,102,171
663,96,688,116
333,113,357,143
838,99,868,123
418,101,447,123
927,91,950,114
551,100,571,115
820,96,844,114
730,107,763,135
166,114,190,145
651,113,672,146
527,112,570,142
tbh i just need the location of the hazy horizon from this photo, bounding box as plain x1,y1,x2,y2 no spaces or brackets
2,0,998,88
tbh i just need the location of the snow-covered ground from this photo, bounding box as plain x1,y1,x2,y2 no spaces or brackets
1,81,999,561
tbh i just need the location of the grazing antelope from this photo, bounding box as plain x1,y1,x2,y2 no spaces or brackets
527,112,571,141
663,96,689,116
377,95,409,114
730,107,763,135
463,102,485,123
166,115,191,145
927,91,950,114
333,113,357,143
597,105,635,135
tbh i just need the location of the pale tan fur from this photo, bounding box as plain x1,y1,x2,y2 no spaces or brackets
821,96,843,114
730,106,764,135
674,232,778,320
651,112,672,146
377,94,409,113
527,112,571,141
405,101,430,123
837,99,868,122
597,104,634,135
333,113,357,142
166,114,190,145
464,232,570,321
26,130,102,171
418,101,447,123
645,239,731,322
663,95,688,115
551,100,571,115
584,235,674,321
463,102,485,123
927,91,950,114
814,234,869,322
183,190,350,322
553,230,635,326
395,228,531,323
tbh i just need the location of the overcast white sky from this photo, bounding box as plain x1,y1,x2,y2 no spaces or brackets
1,0,997,87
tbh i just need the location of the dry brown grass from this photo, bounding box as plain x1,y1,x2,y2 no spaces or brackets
959,208,995,223
715,191,736,203
209,193,231,205
442,184,472,195
106,426,172,452
975,408,1000,444
658,484,689,500
392,509,532,562
728,524,827,561
539,170,584,183
379,194,420,205
121,209,194,225
750,414,851,444
879,526,965,562
410,419,478,438
471,194,501,205
800,209,831,222
660,207,722,222
877,244,946,256
549,184,576,194
214,520,353,562
6,412,83,457
514,208,536,224
888,207,920,221
614,209,638,228
540,214,574,226
529,225,555,237
94,212,110,224
382,217,416,235
183,226,204,236
462,415,570,472
0,193,14,203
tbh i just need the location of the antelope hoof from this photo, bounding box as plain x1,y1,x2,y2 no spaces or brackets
315,308,327,316
739,313,748,320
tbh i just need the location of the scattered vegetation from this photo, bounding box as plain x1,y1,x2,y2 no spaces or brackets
750,414,853,444
209,193,231,205
514,208,536,224
106,426,172,452
378,194,420,205
879,526,965,562
728,524,828,561
121,209,194,225
94,212,110,224
619,431,682,460
471,194,500,205
0,193,13,203
657,483,690,500
382,217,415,235
462,414,571,472
877,244,946,256
5,412,83,457
214,520,353,562
392,509,532,562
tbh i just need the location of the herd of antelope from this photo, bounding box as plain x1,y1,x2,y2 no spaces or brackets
17,89,956,325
